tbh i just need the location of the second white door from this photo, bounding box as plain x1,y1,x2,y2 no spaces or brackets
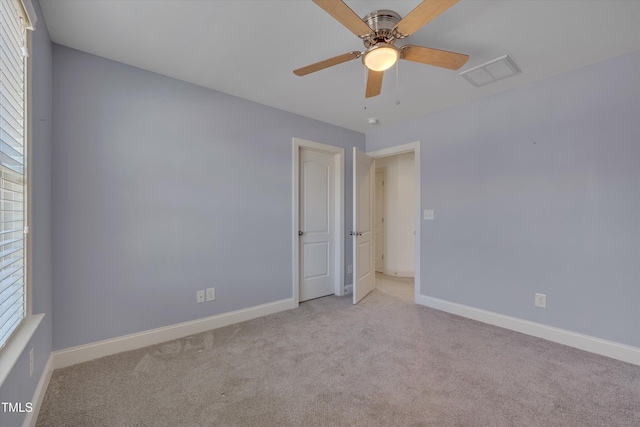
353,147,375,304
299,148,335,301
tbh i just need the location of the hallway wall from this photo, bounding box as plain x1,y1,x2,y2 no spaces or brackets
375,153,415,277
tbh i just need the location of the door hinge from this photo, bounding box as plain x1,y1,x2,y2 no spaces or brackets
382,254,384,260
382,217,384,223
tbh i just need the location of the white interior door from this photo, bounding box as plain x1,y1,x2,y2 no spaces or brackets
353,147,375,304
299,148,335,301
375,168,385,273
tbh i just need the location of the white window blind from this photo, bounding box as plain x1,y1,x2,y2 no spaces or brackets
0,0,29,350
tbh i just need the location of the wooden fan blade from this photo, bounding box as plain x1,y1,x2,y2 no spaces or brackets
396,0,459,37
313,0,371,37
400,45,468,70
294,51,361,76
365,70,384,98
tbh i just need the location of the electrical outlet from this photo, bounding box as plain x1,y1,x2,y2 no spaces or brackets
206,287,215,301
196,290,205,303
29,348,34,377
535,293,547,308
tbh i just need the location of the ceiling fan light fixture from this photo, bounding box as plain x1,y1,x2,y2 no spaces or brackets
363,43,399,72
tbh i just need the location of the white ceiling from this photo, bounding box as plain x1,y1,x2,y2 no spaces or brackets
39,0,640,133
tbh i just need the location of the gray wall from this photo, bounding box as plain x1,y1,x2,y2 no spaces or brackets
51,45,364,350
3,19,637,427
366,50,640,347
0,1,53,426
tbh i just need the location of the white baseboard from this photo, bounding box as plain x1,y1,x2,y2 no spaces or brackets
23,353,53,427
383,269,415,278
53,298,296,369
420,295,640,366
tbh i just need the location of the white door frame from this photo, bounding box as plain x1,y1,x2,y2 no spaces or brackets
367,141,421,304
374,167,386,274
292,138,345,307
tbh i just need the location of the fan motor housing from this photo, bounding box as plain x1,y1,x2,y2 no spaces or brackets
362,10,402,47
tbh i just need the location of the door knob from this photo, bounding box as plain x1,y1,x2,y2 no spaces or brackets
299,231,304,236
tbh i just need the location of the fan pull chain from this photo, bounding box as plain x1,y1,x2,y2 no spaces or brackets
363,65,368,111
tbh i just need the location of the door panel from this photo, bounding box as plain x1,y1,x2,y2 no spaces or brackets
300,148,335,302
303,242,329,278
303,162,329,232
357,241,371,276
353,147,375,304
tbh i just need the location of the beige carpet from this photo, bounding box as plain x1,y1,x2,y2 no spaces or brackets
37,275,639,426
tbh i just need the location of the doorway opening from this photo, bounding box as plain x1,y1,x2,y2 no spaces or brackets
368,142,421,304
374,152,416,277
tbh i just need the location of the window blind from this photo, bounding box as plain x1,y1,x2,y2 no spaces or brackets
0,0,28,349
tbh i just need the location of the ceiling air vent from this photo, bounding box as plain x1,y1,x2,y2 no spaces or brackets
460,55,520,87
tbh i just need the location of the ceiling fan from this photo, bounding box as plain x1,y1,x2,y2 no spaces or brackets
294,0,469,98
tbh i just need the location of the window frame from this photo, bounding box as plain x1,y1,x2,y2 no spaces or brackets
0,0,41,387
